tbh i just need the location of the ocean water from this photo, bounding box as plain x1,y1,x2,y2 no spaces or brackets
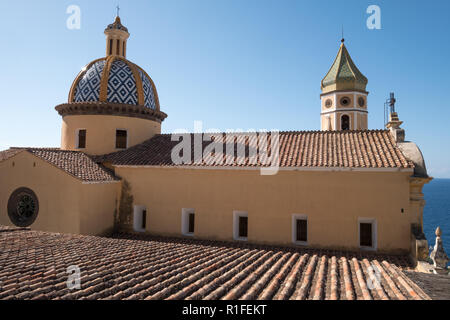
423,178,450,265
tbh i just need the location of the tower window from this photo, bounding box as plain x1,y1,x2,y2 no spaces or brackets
116,39,120,55
358,97,365,107
340,96,351,106
233,211,248,241
325,99,332,108
109,39,113,55
341,115,350,130
116,129,128,149
77,129,86,149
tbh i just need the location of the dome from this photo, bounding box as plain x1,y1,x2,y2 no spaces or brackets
69,56,160,110
56,16,167,124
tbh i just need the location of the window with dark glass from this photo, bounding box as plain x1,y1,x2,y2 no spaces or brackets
142,210,147,229
238,216,248,238
296,219,308,242
78,129,86,149
116,130,127,149
109,39,113,55
360,223,373,247
8,187,39,227
116,39,120,55
188,213,195,234
341,115,350,130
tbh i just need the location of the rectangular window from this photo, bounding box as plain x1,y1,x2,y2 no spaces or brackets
360,223,373,247
116,130,127,149
116,39,120,55
109,39,113,55
188,213,195,234
142,209,147,230
133,205,146,233
77,129,86,149
296,219,307,242
233,211,248,241
292,214,308,245
239,216,248,238
181,209,195,236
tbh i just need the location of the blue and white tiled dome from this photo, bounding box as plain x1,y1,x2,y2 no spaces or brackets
70,57,159,110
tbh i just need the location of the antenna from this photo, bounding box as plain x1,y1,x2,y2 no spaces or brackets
341,25,344,43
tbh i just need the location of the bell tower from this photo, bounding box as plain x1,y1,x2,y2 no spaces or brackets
320,39,369,131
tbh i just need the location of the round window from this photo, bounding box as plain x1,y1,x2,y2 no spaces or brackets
340,97,351,106
325,99,332,108
8,187,39,227
358,97,365,107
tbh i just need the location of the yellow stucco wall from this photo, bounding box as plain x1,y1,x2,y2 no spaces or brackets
0,151,118,235
116,166,413,253
77,182,119,235
60,115,161,155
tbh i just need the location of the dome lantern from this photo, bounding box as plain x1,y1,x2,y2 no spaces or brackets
105,15,129,58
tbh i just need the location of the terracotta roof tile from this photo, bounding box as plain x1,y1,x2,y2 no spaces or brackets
0,148,118,182
0,227,431,300
95,130,414,169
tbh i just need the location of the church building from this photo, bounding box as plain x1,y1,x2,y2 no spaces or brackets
0,17,432,262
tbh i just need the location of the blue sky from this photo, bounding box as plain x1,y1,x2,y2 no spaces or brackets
0,0,449,177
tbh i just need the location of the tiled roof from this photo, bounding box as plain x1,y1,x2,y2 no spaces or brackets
0,227,430,300
96,130,414,169
321,42,368,90
0,148,23,162
404,271,450,300
0,148,118,182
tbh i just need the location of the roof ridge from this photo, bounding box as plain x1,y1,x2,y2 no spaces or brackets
159,129,389,136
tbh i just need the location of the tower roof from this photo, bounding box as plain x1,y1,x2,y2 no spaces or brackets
321,41,368,93
105,16,129,33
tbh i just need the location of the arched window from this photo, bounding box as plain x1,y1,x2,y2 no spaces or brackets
341,115,350,130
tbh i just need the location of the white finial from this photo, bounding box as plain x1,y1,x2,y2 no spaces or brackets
116,5,120,17
430,226,449,273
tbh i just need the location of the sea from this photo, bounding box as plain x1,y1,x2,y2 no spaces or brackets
423,178,450,266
